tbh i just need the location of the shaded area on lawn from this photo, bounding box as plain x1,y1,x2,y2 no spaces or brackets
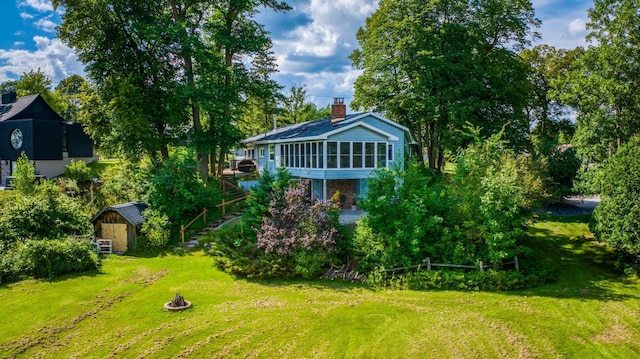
519,215,638,302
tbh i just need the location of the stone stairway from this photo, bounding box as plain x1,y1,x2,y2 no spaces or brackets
183,210,246,248
183,175,249,249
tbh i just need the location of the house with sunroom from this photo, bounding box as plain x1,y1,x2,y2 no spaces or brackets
242,98,416,208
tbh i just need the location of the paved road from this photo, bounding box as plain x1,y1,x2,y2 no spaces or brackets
540,195,600,217
340,196,601,222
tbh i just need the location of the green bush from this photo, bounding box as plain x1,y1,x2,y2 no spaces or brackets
64,159,92,183
138,209,171,249
12,152,36,195
0,181,92,244
1,238,100,282
205,223,277,278
353,130,545,274
144,147,222,236
591,136,640,274
369,268,554,291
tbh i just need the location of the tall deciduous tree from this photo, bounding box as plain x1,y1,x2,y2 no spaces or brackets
520,45,581,156
54,0,189,161
197,1,289,176
280,85,330,125
350,0,539,169
53,0,288,176
55,74,88,123
12,69,64,113
559,0,640,164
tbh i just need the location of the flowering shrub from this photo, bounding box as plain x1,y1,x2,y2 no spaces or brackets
255,180,341,278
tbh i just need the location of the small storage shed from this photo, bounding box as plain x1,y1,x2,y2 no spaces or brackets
92,202,148,253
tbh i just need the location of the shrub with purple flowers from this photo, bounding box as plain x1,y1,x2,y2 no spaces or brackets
256,179,341,278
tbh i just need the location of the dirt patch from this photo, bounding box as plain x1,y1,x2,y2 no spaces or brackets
592,323,634,344
123,269,170,287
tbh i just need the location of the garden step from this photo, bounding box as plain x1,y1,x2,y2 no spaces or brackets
184,210,247,249
184,239,198,248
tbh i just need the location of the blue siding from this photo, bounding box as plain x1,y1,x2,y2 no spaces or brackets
328,126,387,142
358,115,407,165
246,112,412,200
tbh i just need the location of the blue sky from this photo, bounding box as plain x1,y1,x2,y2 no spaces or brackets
0,0,593,108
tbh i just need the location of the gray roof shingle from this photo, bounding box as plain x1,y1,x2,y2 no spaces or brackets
92,202,148,226
0,94,39,122
244,113,364,143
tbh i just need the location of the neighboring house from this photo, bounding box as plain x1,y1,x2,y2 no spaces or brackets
243,98,417,208
91,202,148,253
0,91,94,187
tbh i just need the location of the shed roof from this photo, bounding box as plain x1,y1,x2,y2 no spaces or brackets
92,202,148,226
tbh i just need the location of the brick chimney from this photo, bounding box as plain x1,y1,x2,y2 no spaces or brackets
331,97,346,123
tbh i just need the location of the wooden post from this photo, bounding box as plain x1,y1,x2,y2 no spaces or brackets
181,225,185,243
514,256,519,272
222,199,226,215
427,257,431,271
479,261,484,272
203,208,207,224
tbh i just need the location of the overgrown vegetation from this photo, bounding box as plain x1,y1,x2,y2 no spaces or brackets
591,136,640,274
204,131,555,290
0,238,100,281
0,154,98,284
348,130,551,289
205,168,344,278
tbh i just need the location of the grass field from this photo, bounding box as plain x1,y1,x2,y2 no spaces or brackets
1,216,639,358
87,159,119,177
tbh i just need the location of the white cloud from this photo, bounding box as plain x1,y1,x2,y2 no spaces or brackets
20,12,35,20
270,0,377,106
18,0,54,12
0,36,84,84
279,0,376,57
536,16,589,49
34,17,57,33
280,25,340,57
567,18,587,38
531,1,592,50
13,42,25,47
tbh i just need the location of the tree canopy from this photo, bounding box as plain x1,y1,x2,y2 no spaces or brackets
350,0,540,169
53,0,289,177
559,0,640,165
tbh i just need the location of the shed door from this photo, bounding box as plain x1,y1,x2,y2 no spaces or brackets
101,223,128,252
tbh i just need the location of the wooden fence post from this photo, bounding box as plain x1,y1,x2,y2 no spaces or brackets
514,256,519,272
181,225,185,243
479,261,484,272
427,257,431,271
222,199,226,215
203,208,207,224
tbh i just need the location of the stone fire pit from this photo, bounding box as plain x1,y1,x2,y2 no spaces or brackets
164,293,192,311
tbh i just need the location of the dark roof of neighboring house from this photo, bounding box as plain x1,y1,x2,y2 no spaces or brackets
92,202,148,226
244,113,365,143
0,94,41,122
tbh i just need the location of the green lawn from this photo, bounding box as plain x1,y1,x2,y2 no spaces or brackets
87,159,119,177
1,216,639,358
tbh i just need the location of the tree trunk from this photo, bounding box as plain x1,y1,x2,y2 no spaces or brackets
170,0,208,182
